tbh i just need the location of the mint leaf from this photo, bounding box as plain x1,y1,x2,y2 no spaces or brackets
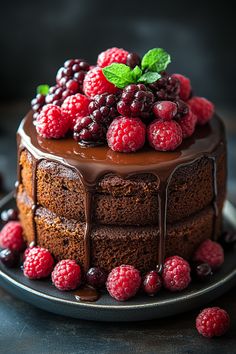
37,84,49,96
138,72,161,84
102,64,135,88
141,48,171,72
131,66,142,81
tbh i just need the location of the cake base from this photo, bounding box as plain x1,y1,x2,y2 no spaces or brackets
1,196,236,321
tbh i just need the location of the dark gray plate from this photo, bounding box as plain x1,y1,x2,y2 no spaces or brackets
0,193,236,322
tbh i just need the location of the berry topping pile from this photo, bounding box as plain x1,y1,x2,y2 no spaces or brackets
31,47,215,151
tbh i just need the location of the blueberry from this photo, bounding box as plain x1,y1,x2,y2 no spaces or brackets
86,267,107,289
0,248,20,268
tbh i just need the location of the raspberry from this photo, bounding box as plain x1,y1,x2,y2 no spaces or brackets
162,255,191,292
188,96,214,125
149,72,180,101
126,52,141,68
23,247,54,279
23,246,35,261
153,101,177,120
97,47,129,68
31,93,46,120
172,74,191,101
177,110,197,138
107,117,146,153
83,67,119,98
196,307,230,337
52,259,82,291
143,270,162,296
117,84,154,119
0,221,24,251
86,267,107,289
88,93,120,127
36,104,70,139
45,85,74,107
106,265,141,301
73,116,106,146
61,93,90,129
193,239,224,270
147,119,183,151
56,58,90,93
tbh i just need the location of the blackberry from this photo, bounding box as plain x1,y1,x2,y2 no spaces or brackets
45,85,74,107
192,262,213,282
117,84,154,119
149,72,180,101
174,99,189,119
73,116,106,146
31,93,46,120
126,52,141,68
88,93,120,127
56,59,90,94
220,231,236,250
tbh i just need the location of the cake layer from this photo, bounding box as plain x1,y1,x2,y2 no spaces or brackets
19,142,226,226
17,189,223,272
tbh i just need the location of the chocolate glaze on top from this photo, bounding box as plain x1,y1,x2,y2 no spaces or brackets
17,111,225,272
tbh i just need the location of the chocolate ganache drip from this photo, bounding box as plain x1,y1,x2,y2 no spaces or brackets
17,112,224,272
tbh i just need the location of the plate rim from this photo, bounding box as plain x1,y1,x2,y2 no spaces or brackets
0,197,236,311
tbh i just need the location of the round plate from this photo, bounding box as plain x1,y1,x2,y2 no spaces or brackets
1,195,236,322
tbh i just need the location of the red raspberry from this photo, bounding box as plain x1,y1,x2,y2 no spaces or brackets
147,119,183,151
193,239,224,270
162,255,191,292
106,265,141,301
143,270,162,296
177,109,197,138
52,259,82,291
172,74,191,101
23,243,36,261
97,47,129,68
61,93,90,130
106,117,146,152
23,247,54,279
83,67,119,98
0,221,24,251
36,104,70,138
153,101,177,120
188,96,214,125
196,307,230,337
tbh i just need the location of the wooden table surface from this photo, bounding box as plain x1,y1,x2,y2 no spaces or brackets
0,103,235,354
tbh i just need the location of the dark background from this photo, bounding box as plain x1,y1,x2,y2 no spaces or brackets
0,0,236,109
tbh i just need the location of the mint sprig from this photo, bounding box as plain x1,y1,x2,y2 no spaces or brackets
138,72,161,84
102,47,171,88
37,84,49,96
141,48,171,72
102,64,135,89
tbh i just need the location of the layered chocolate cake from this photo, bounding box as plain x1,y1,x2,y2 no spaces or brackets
16,47,227,273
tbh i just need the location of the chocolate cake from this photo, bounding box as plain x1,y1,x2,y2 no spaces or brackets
16,111,226,273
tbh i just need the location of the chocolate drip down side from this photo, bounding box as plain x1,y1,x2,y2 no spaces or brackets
17,112,225,272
